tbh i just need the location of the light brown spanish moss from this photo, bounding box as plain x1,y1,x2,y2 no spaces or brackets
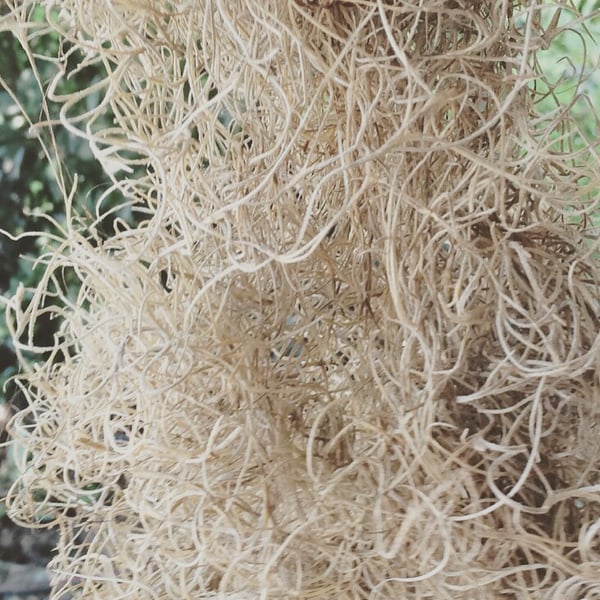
1,0,599,597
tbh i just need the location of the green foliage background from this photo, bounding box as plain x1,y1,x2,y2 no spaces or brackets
534,0,600,141
0,7,113,400
532,0,600,234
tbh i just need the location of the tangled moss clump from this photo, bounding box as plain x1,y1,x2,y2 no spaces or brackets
2,1,600,598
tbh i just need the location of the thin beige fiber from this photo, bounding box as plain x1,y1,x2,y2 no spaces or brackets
1,0,600,598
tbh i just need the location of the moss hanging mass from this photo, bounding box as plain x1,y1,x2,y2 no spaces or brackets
1,1,600,598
